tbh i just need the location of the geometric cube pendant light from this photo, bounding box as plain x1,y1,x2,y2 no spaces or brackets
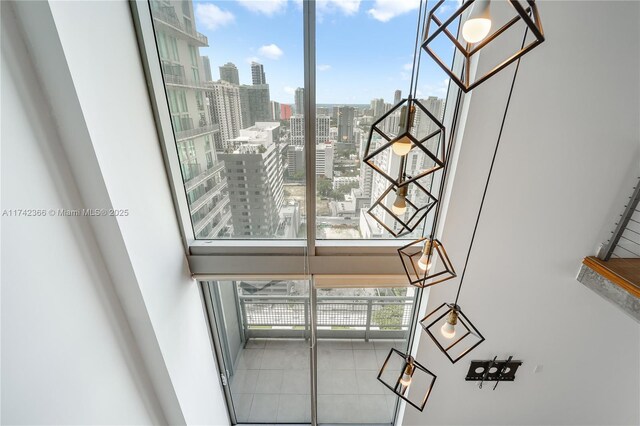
377,348,437,412
422,0,545,92
420,302,485,364
363,97,446,187
397,238,456,288
367,180,438,237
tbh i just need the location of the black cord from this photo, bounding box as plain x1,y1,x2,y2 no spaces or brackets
454,30,529,305
408,0,425,98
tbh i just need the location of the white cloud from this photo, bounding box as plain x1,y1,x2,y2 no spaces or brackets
235,0,287,16
245,56,261,64
284,86,297,95
196,3,235,30
403,62,413,71
318,64,332,71
318,0,361,16
368,0,420,22
258,44,284,60
422,79,450,97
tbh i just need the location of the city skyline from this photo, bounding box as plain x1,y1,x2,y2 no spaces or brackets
152,0,448,240
193,0,457,104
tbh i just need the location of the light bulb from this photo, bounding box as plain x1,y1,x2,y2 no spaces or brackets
440,310,458,339
398,360,415,395
417,241,432,271
440,321,456,339
392,194,407,215
462,0,492,44
391,186,408,216
391,136,412,156
418,254,431,271
399,372,412,387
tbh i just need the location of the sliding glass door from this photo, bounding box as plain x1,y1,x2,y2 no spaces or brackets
204,280,312,424
203,279,417,425
315,285,415,425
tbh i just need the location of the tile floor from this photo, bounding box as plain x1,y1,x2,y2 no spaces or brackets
229,339,407,424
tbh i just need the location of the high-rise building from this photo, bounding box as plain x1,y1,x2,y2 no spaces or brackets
394,89,402,105
316,142,334,179
219,62,240,85
317,107,330,116
219,123,284,237
251,61,267,85
287,145,304,176
280,104,292,120
239,84,271,127
295,87,304,115
202,56,213,82
367,139,405,236
290,115,304,146
336,106,355,143
151,0,232,238
289,115,330,146
206,80,243,150
359,162,373,199
371,98,385,119
270,101,281,121
316,115,330,144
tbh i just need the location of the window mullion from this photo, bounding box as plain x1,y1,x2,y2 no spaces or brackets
304,0,317,256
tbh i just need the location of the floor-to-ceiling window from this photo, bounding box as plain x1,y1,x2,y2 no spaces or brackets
132,0,459,424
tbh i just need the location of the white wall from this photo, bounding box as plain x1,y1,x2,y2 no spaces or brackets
1,3,162,424
404,1,640,425
3,1,230,424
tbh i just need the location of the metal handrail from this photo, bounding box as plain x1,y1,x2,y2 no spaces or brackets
600,177,640,260
175,124,219,142
239,295,414,330
150,3,208,45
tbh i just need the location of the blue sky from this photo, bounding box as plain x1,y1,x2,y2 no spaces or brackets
194,0,458,104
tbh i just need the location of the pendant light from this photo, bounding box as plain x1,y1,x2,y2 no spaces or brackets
367,158,439,237
422,0,544,92
420,303,485,364
398,237,456,287
377,349,437,412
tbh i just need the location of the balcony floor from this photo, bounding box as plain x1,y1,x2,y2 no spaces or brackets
229,338,406,424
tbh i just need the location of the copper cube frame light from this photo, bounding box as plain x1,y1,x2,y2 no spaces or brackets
363,97,446,187
422,0,545,92
420,302,485,364
398,238,456,288
368,180,438,237
377,348,437,412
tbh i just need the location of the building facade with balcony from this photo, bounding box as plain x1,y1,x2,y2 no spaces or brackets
205,80,243,151
219,125,285,238
151,0,232,238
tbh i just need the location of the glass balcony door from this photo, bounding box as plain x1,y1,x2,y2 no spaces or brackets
203,279,416,425
315,285,415,425
204,279,312,424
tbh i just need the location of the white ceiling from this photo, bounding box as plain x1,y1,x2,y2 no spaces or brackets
404,1,640,425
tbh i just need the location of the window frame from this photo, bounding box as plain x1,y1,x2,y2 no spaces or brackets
129,0,464,278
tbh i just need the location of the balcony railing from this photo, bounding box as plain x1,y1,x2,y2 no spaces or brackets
150,2,208,46
189,179,228,214
239,295,414,340
163,71,211,90
193,195,229,235
175,123,219,142
185,160,224,192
